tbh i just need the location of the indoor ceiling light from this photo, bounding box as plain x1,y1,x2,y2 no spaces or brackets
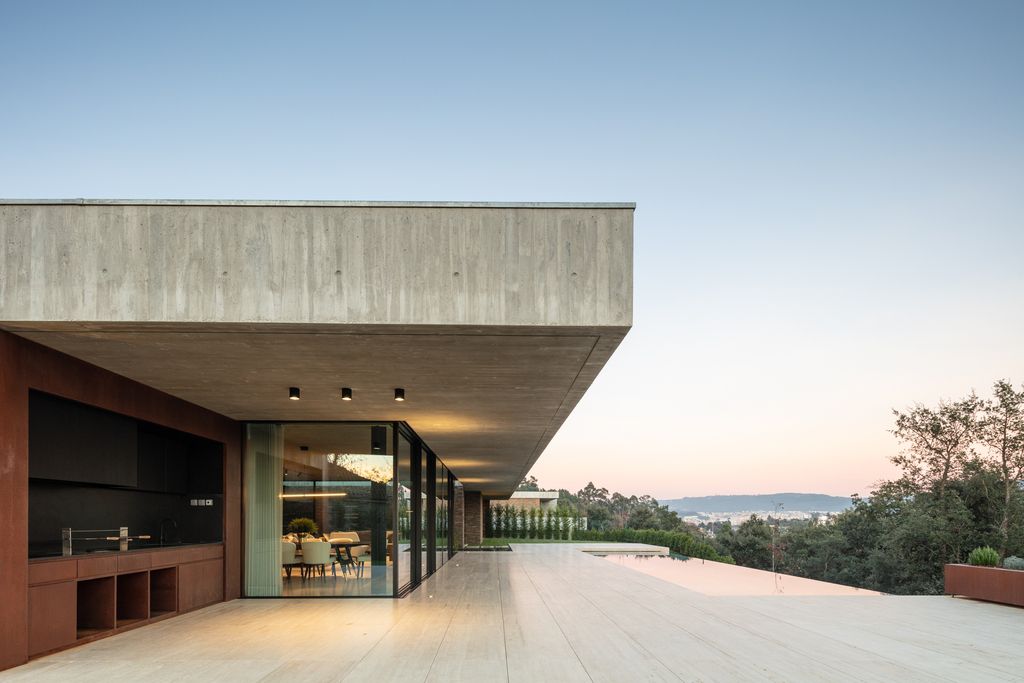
288,387,301,400
279,492,348,499
394,387,405,402
341,387,353,401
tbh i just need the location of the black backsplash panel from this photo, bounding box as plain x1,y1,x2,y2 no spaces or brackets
28,391,225,558
28,481,224,557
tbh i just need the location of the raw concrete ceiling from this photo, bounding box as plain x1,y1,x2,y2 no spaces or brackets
7,323,626,497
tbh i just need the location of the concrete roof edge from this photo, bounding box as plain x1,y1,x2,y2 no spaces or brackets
0,198,637,210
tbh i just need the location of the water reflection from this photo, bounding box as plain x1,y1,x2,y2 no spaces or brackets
598,554,882,596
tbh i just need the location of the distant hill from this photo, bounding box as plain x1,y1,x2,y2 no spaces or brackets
662,493,852,514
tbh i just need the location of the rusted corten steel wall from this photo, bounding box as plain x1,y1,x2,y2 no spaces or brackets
0,331,241,671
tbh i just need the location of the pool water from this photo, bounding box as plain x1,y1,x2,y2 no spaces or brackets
597,553,882,596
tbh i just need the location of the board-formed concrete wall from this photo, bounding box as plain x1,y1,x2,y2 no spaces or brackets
0,201,633,328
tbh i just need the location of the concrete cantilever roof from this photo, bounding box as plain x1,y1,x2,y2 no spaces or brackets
0,198,636,209
0,201,633,497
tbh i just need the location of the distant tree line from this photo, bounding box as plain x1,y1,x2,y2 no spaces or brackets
491,473,719,559
555,482,700,533
713,380,1024,594
489,479,699,539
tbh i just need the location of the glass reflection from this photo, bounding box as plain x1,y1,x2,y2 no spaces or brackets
275,423,393,597
397,432,413,592
244,422,458,598
420,446,429,577
436,463,447,568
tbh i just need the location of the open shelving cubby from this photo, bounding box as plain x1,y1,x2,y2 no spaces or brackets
116,572,150,629
76,577,115,639
150,566,178,617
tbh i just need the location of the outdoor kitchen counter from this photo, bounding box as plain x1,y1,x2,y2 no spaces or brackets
26,543,225,658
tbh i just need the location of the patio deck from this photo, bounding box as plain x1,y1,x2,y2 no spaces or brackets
3,543,1021,682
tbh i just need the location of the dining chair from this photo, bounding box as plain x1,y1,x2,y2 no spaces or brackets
300,540,335,579
281,541,299,579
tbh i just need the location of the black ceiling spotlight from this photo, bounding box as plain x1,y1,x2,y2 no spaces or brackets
341,387,353,401
394,387,405,402
299,446,309,452
370,425,387,453
288,387,301,401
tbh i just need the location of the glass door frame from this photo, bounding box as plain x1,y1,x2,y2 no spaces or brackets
243,419,455,599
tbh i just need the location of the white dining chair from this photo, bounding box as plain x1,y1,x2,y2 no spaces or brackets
301,540,334,579
281,540,299,578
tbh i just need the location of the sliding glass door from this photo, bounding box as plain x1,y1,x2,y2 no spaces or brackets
245,423,395,597
243,421,457,598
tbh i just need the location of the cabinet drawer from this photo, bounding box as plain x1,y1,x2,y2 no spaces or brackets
178,545,223,564
77,555,117,578
117,553,152,572
29,560,77,586
150,549,181,567
29,581,77,656
200,545,224,561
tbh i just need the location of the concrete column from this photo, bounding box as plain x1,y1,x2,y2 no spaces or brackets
464,491,483,546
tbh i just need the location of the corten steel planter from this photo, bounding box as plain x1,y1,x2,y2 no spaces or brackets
945,564,1024,607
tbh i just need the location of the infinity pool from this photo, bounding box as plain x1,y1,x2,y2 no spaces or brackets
597,553,882,596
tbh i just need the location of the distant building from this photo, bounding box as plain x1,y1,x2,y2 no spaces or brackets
494,491,560,512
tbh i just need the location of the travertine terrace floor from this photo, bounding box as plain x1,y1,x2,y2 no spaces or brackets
4,543,1022,682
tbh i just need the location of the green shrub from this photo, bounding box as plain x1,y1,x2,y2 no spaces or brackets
968,546,1000,567
500,506,509,537
1002,555,1024,570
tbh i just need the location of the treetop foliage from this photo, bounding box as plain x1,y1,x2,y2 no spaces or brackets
713,379,1024,594
516,380,1022,595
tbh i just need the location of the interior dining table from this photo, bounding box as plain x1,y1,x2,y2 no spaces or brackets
329,539,366,573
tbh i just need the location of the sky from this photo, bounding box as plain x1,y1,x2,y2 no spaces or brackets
2,2,1022,499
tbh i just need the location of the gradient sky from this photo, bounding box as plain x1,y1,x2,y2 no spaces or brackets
2,2,1022,499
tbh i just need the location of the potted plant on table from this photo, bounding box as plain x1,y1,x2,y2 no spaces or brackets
288,517,319,543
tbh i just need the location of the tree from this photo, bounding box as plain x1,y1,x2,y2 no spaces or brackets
891,395,982,497
977,380,1024,557
714,515,773,569
778,522,843,581
517,475,540,491
557,489,581,514
586,504,613,531
626,505,656,530
609,492,637,528
577,482,610,505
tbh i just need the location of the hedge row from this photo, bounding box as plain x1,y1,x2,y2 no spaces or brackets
574,528,734,563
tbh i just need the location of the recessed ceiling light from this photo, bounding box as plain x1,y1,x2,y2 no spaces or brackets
341,387,353,401
288,387,300,400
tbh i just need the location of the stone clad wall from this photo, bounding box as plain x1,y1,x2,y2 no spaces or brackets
452,484,465,549
463,491,483,546
494,498,541,510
